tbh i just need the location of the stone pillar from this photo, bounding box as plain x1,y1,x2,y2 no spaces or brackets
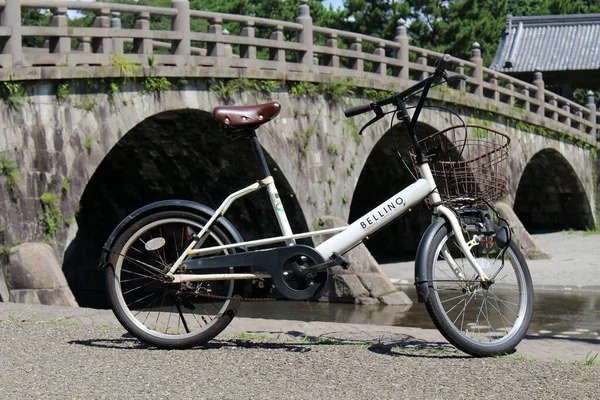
270,24,285,62
491,74,500,102
50,7,70,54
522,87,530,112
134,12,152,55
373,41,386,75
549,96,558,121
240,20,256,60
417,52,428,80
207,17,223,57
171,0,191,66
0,0,22,67
562,104,571,127
296,0,313,68
455,62,466,91
470,42,483,96
324,32,339,68
349,37,363,72
394,19,409,81
533,70,545,117
111,12,124,55
587,90,597,137
507,82,515,106
92,8,112,55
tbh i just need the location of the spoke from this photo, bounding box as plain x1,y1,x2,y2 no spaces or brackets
122,279,160,296
121,252,164,275
174,297,191,334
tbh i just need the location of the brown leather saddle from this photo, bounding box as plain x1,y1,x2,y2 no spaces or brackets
212,102,281,128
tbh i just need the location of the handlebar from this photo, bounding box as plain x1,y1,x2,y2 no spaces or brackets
343,54,460,119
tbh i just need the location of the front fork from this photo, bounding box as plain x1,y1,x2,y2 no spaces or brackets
434,205,490,282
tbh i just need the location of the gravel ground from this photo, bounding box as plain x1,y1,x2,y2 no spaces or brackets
0,321,598,400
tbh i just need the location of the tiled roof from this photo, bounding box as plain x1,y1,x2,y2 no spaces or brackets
490,14,600,73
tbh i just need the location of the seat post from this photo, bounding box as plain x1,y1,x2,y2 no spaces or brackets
248,130,271,178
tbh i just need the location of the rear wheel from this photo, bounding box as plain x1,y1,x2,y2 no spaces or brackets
106,210,241,349
424,223,533,356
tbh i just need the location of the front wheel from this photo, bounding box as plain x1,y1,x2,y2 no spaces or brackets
106,210,241,349
424,224,533,356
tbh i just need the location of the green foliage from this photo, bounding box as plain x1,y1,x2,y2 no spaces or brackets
572,352,598,366
109,82,119,95
39,192,62,239
82,136,94,151
289,81,318,97
110,55,140,83
61,176,71,193
3,82,28,109
0,156,20,199
143,76,172,93
56,83,69,102
327,144,340,156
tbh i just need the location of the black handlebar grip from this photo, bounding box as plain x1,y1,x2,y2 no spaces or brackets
344,103,372,118
435,54,452,76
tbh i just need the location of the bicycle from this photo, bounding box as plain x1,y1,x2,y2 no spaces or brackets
100,54,533,357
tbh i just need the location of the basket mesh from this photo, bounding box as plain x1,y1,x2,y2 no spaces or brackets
409,125,510,205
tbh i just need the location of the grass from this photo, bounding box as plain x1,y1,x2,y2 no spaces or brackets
572,352,598,366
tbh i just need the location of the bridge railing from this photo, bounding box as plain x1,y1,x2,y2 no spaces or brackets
1,0,598,140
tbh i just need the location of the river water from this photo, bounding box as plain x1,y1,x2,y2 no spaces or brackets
237,287,600,340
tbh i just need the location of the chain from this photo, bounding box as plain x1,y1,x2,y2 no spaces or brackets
193,291,276,302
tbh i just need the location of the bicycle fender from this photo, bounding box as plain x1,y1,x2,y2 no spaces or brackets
414,218,446,303
97,200,244,270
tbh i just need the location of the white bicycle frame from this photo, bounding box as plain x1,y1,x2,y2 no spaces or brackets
166,162,490,284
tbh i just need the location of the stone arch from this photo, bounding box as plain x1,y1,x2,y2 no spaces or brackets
63,108,308,307
514,148,594,232
348,121,440,262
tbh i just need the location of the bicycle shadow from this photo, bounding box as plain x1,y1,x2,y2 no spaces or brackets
68,330,467,358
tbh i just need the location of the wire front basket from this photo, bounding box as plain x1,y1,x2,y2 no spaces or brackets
409,125,511,206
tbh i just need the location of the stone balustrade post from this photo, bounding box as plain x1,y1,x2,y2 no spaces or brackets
576,110,584,132
111,12,124,55
296,0,313,67
373,41,386,75
587,90,597,137
269,25,285,62
394,19,409,81
0,0,22,67
92,8,112,56
240,21,256,60
171,0,191,66
562,104,571,127
349,37,363,72
456,63,466,91
491,75,500,102
324,33,339,68
549,96,558,121
470,42,483,96
507,82,515,106
533,70,545,117
522,87,530,112
50,7,70,55
417,52,428,80
223,29,233,59
207,17,224,57
134,12,152,55
77,37,91,53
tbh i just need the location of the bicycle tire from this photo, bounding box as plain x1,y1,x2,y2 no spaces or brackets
423,223,533,356
106,210,241,349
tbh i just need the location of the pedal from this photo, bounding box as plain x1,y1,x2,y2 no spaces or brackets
330,252,351,269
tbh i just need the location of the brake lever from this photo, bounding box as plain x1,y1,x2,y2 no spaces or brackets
358,105,384,135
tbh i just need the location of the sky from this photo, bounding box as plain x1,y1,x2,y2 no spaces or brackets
323,0,345,10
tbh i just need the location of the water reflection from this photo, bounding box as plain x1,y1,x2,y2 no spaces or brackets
237,287,600,340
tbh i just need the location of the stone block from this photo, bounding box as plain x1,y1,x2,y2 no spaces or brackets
355,296,379,305
494,203,551,260
7,242,78,307
357,273,396,298
378,291,413,306
332,274,369,302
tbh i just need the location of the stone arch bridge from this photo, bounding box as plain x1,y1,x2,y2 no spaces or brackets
0,1,598,306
